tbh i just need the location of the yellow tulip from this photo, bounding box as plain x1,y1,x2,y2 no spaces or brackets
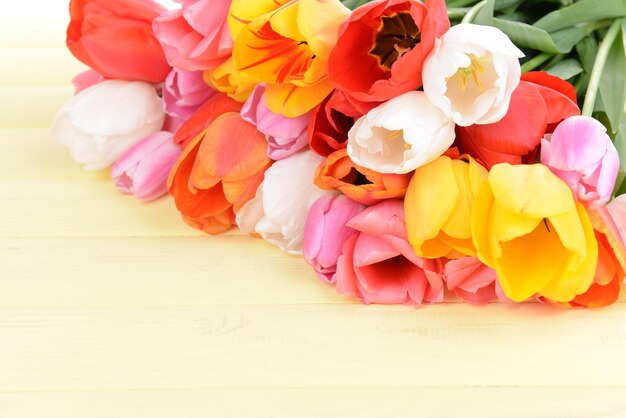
204,58,256,103
405,156,488,259
231,0,350,117
472,163,598,302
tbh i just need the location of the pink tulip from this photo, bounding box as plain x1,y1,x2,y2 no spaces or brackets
72,69,106,94
162,68,216,130
335,200,444,305
303,195,365,283
443,257,510,304
111,131,182,201
541,116,619,209
241,85,312,160
152,0,233,72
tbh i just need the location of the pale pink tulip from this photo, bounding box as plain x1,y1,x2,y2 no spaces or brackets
335,200,444,305
303,195,365,283
153,0,233,72
72,69,106,94
163,67,216,129
541,116,619,209
111,131,181,200
443,257,510,304
241,85,312,160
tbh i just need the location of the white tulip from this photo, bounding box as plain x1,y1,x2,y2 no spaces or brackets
236,151,337,255
346,91,456,174
51,80,165,170
423,23,524,127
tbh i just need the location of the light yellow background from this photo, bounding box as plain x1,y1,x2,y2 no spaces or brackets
1,1,626,416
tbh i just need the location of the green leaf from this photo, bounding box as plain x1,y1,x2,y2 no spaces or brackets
465,0,494,25
614,119,626,174
535,0,626,33
551,25,595,54
340,0,373,10
546,59,583,80
596,24,626,135
492,18,560,53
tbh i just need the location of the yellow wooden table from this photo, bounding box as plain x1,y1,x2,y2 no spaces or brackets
1,2,626,416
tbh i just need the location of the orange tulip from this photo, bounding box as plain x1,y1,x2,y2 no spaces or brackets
173,93,243,149
232,0,350,117
168,113,271,234
314,149,411,205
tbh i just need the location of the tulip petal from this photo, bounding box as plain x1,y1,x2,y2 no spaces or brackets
540,203,597,301
488,164,576,218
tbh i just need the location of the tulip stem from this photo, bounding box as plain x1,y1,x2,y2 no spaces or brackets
520,52,553,73
462,0,487,24
582,19,623,117
448,8,471,20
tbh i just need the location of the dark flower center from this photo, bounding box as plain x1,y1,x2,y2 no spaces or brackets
369,12,421,71
341,168,373,186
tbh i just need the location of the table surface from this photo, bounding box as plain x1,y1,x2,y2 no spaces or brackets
1,2,626,417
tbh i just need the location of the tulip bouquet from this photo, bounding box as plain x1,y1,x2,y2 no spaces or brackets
53,0,626,308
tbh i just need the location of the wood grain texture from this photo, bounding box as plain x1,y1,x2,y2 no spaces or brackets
1,388,625,418
0,305,624,391
2,1,626,416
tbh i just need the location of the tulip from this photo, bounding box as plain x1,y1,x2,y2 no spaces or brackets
457,72,580,169
168,112,271,234
232,0,350,117
308,90,368,157
541,116,619,210
241,85,311,160
607,195,626,240
443,257,509,304
472,163,598,302
552,207,626,308
405,155,488,259
347,91,456,174
173,93,243,149
52,80,165,171
328,0,449,103
72,69,105,94
153,0,233,71
111,131,181,201
335,200,445,305
162,68,216,129
303,195,366,283
236,151,337,255
203,58,256,103
67,0,171,83
315,149,412,206
423,23,523,126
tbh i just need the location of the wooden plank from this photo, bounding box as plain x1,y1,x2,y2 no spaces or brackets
0,237,335,307
0,9,68,48
0,304,624,391
0,180,207,238
0,86,73,128
0,237,623,307
0,48,85,86
0,129,101,180
0,388,625,418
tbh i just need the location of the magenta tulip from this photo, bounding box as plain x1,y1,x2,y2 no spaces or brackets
241,85,312,160
111,131,181,201
303,195,365,283
162,67,216,130
541,116,620,209
335,200,445,305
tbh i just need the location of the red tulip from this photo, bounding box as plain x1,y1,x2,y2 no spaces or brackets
328,0,449,103
67,0,171,83
457,72,580,168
